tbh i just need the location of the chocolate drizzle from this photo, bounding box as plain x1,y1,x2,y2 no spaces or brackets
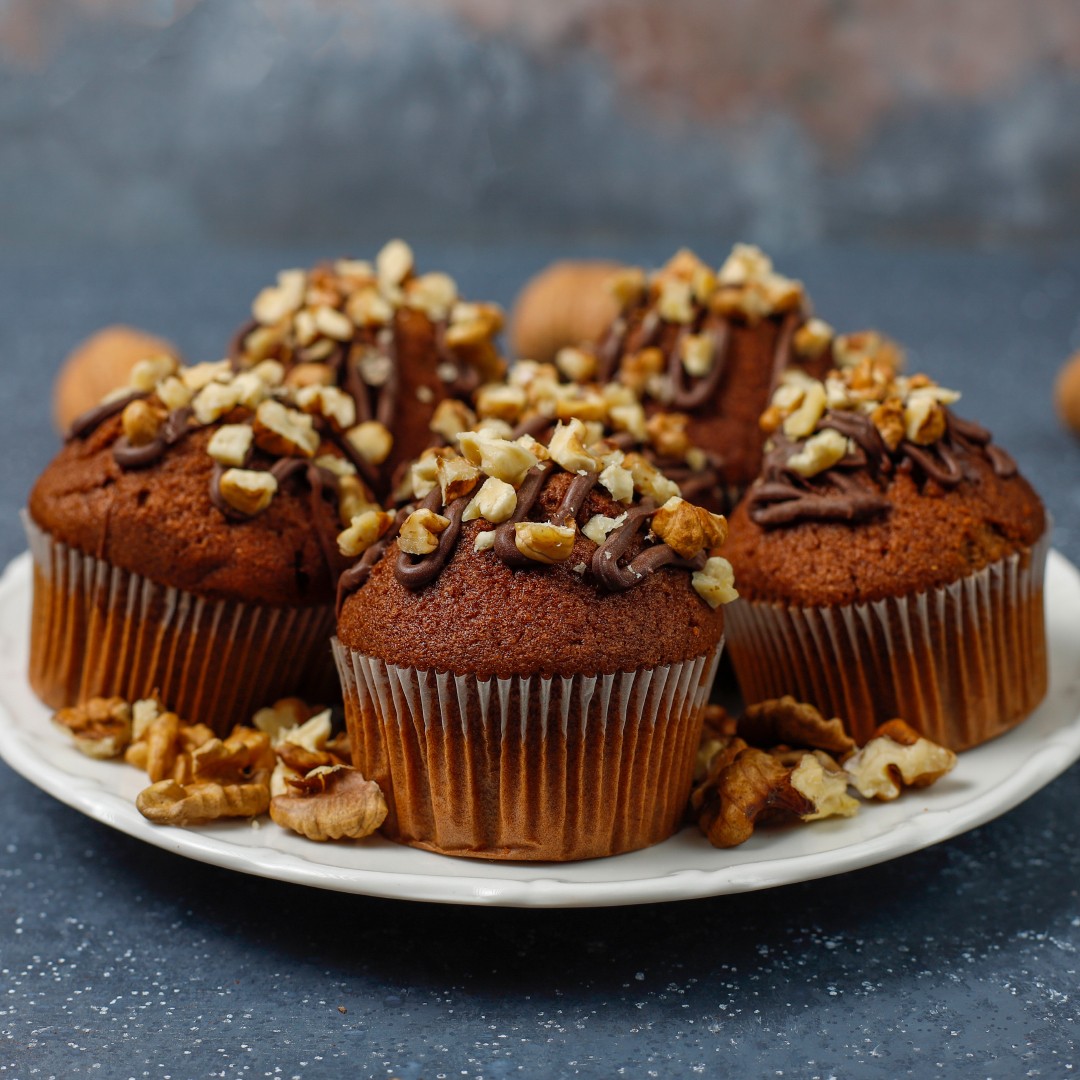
66,390,147,441
748,408,1021,528
112,407,194,470
334,459,708,606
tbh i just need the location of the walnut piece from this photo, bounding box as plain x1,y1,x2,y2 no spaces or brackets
137,778,269,825
253,400,320,458
207,424,254,467
218,468,277,516
691,556,738,609
462,476,518,524
398,508,451,555
121,400,165,447
345,421,394,466
337,509,394,557
844,719,957,801
784,428,848,478
738,697,857,757
52,697,132,759
457,431,538,486
514,521,577,564
269,765,388,841
651,496,727,559
548,419,600,474
437,455,481,504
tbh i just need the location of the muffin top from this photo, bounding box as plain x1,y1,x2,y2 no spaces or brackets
336,420,736,677
227,241,506,499
725,359,1046,607
30,356,382,607
543,244,863,495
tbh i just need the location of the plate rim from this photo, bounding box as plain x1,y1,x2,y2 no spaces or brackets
1,548,1079,908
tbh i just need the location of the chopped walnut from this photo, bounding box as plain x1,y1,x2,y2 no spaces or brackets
252,697,320,742
475,383,527,423
738,697,857,757
784,429,848,478
657,278,694,323
622,453,681,503
693,746,815,848
788,751,860,821
376,238,414,291
218,468,278,516
598,460,635,504
284,362,335,389
680,333,716,377
548,419,600,474
269,765,387,842
582,512,627,545
608,266,646,307
462,476,518,524
192,380,242,425
844,720,957,801
155,376,194,413
253,400,320,458
129,354,179,392
207,424,254,467
405,271,457,321
619,347,665,395
870,398,906,451
691,556,738,608
398,508,451,555
903,393,947,445
137,778,269,825
437,455,481,504
793,317,834,359
337,509,394,557
295,385,357,431
345,421,394,466
646,412,692,459
52,697,132,759
430,399,477,443
121,400,165,447
514,521,577,564
651,497,727,559
608,401,648,443
782,381,827,438
457,431,538,486
555,346,597,382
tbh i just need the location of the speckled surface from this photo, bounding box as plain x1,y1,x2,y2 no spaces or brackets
1,246,1078,1078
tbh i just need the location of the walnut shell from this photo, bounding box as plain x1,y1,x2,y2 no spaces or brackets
53,325,181,433
509,260,622,363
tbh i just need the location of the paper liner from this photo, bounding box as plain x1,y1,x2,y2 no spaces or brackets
24,514,338,734
725,533,1050,751
333,641,723,862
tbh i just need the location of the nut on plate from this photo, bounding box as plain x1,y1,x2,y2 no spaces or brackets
844,719,957,800
52,697,132,759
738,697,857,757
269,765,388,841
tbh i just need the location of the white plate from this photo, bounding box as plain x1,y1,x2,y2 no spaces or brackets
1,550,1079,908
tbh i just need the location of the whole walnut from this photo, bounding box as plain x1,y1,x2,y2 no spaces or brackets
53,325,181,433
509,260,622,362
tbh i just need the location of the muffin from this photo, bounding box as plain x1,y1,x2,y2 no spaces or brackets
28,355,376,732
569,244,846,510
227,241,506,500
723,359,1048,750
333,420,737,860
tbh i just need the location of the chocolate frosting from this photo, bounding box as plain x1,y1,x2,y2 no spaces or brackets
747,408,1019,528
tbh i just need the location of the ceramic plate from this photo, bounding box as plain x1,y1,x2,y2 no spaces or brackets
1,550,1079,908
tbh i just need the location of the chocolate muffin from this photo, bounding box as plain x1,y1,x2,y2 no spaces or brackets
28,355,375,732
567,244,846,510
333,420,737,860
723,359,1048,750
227,241,506,500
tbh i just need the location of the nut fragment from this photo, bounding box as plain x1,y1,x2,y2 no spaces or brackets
462,476,518,524
376,238,414,290
191,380,242,425
218,468,278,516
253,400,320,458
137,778,269,825
646,412,692,459
788,752,860,821
651,497,727,559
437,455,481,504
207,424,254,467
457,431,538,486
121,400,164,447
738,697,857,757
547,419,600,474
692,556,738,608
345,421,393,466
782,381,827,438
598,461,635,504
582,512,627,545
398,508,451,556
622,452,681,503
475,383,527,423
903,394,947,446
430,399,477,443
693,747,815,848
269,765,388,841
129,354,180,392
555,347,597,383
284,362,335,389
680,333,715,377
514,521,577,564
52,697,132,759
793,317,834,359
295,385,357,431
844,720,957,801
337,509,394,557
784,429,848,478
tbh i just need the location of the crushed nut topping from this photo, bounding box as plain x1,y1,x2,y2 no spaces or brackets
844,719,957,800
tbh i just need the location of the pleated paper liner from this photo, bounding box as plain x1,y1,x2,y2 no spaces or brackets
24,512,338,734
725,532,1050,751
333,641,724,862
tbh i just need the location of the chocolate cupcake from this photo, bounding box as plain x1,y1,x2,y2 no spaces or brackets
228,241,506,500
27,355,377,732
723,359,1048,750
571,245,843,510
332,420,737,860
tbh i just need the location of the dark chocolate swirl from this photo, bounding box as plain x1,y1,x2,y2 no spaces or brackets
747,407,1020,529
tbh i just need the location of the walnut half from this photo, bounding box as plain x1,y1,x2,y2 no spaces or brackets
269,765,387,841
843,719,957,801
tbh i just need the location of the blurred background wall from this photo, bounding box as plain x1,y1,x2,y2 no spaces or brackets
3,0,1080,252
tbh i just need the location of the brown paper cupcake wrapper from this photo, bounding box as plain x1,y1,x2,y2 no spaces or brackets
24,513,337,734
725,532,1050,751
333,641,723,862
